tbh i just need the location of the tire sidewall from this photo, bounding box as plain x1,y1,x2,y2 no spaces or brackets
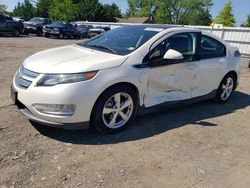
37,29,43,36
216,74,236,103
59,33,64,39
92,86,139,133
13,28,20,37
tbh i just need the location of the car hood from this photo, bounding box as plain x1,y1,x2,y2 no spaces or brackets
23,45,128,74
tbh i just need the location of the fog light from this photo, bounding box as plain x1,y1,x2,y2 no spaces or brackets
33,104,76,116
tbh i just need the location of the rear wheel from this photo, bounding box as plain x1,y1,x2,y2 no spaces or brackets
37,29,43,36
59,33,64,39
45,33,50,38
215,74,236,103
13,28,20,37
91,86,138,133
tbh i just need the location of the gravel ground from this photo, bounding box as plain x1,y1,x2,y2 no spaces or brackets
0,36,250,188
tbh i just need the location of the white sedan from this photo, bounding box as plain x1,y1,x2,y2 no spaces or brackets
11,25,241,133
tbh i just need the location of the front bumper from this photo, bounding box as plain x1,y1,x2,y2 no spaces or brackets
24,27,38,34
43,29,60,35
19,108,89,130
11,69,100,129
88,32,101,37
11,85,89,130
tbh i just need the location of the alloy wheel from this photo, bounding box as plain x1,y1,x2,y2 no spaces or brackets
221,77,234,101
102,92,134,129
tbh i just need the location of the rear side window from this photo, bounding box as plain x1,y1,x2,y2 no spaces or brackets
199,35,226,59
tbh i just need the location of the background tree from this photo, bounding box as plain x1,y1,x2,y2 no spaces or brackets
36,0,52,18
155,0,213,25
12,0,35,19
0,4,7,15
49,0,77,22
215,0,235,26
125,0,156,18
101,3,122,22
125,0,213,25
242,14,250,27
74,0,102,21
187,8,212,26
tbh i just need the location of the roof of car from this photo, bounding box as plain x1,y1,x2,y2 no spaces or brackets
124,24,173,30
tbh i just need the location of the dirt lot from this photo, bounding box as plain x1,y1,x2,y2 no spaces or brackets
0,36,250,188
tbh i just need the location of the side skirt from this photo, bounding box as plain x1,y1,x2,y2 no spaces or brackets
137,90,217,115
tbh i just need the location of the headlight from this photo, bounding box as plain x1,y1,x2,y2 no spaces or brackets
37,71,98,86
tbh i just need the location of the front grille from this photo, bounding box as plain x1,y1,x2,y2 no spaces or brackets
15,66,39,89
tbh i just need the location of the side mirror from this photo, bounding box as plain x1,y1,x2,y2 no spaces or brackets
163,49,184,61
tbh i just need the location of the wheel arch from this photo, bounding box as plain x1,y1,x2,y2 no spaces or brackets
221,70,238,90
90,82,140,123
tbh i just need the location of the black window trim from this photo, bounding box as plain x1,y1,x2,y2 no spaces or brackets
141,32,201,68
197,34,227,60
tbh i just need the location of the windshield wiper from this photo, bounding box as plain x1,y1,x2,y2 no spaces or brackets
87,44,118,54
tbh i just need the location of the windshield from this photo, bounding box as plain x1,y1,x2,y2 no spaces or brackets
78,26,163,55
30,17,44,23
51,21,65,27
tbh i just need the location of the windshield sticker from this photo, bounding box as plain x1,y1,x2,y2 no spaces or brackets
144,28,164,32
128,47,135,51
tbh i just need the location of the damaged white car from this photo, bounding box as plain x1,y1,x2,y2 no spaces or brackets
11,25,241,133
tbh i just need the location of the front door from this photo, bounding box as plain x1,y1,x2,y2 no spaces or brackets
144,32,200,107
0,16,7,32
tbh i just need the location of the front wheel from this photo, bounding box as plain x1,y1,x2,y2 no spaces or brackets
91,86,138,133
215,74,236,103
59,33,64,39
37,29,43,36
45,33,50,38
13,28,20,37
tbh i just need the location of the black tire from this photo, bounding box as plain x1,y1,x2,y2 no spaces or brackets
36,29,43,36
59,33,64,39
13,28,20,37
75,35,81,39
45,33,50,38
215,74,236,103
91,85,139,134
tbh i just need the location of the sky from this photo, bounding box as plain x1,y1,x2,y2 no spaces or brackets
1,0,250,25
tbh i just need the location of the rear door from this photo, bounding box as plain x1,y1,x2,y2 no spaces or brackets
192,34,227,97
144,32,200,107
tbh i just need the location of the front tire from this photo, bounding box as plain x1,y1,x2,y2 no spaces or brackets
59,33,64,39
37,29,43,36
45,33,50,38
215,74,236,103
91,86,138,133
13,28,20,37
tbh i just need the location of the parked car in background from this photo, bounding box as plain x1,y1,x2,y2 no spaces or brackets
12,17,28,23
11,25,241,133
23,17,51,36
0,15,24,37
76,24,94,38
88,26,106,38
43,21,81,39
102,26,111,31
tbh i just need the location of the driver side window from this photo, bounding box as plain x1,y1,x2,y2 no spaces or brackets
148,32,198,63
